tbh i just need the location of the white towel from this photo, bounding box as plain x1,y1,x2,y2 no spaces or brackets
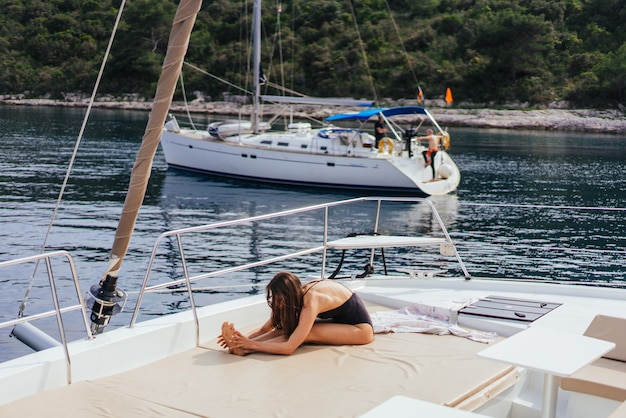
371,305,498,344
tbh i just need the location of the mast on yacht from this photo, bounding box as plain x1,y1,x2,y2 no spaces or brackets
88,0,202,334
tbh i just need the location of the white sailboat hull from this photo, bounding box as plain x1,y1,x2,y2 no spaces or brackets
161,128,460,195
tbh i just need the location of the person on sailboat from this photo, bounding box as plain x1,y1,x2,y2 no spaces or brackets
218,271,374,356
418,129,440,179
374,115,388,147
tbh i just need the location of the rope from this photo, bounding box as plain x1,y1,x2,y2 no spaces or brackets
269,1,286,96
265,80,307,97
183,61,252,95
266,1,289,126
345,0,378,103
383,0,418,88
178,71,197,129
17,0,128,319
183,62,308,100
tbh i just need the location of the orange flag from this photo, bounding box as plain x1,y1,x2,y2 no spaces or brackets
417,86,424,104
445,87,453,104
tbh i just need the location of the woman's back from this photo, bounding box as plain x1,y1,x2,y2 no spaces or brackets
302,280,354,314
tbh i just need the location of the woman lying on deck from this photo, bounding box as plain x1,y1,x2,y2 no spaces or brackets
218,271,374,355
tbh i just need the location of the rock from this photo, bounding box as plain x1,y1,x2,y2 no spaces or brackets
1,97,624,133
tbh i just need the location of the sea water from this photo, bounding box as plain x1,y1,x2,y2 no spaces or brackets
0,105,624,361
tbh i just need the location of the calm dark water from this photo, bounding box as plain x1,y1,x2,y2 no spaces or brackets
0,105,625,360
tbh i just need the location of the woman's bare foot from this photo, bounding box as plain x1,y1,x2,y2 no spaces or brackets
221,322,234,344
220,322,247,356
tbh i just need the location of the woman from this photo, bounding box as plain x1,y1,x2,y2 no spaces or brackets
218,271,374,355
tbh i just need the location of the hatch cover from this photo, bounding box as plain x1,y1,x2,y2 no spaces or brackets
458,295,562,323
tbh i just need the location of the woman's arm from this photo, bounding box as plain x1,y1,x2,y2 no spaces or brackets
231,304,319,355
247,318,274,339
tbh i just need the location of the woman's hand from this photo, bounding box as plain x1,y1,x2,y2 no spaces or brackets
217,335,229,349
228,331,252,350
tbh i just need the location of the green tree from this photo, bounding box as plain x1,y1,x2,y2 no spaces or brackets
0,0,624,106
461,7,558,102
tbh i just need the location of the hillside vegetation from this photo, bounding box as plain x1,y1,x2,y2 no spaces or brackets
1,0,624,107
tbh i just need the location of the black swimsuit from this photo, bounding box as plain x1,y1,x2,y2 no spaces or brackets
304,281,373,327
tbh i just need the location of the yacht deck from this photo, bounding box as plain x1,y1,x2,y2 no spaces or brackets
0,300,516,417
2,277,625,417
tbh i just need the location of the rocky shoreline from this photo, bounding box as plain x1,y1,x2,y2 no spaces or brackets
2,97,625,134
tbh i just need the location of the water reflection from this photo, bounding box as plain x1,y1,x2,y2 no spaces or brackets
157,168,358,216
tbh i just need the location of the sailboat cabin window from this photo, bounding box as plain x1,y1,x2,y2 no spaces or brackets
261,140,272,145
277,142,289,147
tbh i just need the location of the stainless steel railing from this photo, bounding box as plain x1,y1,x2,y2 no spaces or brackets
129,197,467,344
0,251,93,384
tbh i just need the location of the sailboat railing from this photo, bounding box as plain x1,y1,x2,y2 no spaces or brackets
0,251,93,385
129,197,468,341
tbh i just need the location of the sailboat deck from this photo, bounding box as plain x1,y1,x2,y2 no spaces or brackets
0,303,516,417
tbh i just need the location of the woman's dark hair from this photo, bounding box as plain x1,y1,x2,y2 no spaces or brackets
266,271,304,337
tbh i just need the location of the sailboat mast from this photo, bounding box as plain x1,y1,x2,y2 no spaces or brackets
252,0,261,133
89,0,202,334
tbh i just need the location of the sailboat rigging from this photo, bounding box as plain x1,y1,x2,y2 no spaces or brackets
160,0,461,196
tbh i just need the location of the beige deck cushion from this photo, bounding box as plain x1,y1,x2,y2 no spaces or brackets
583,314,626,362
0,332,516,418
561,315,626,402
561,358,626,402
0,380,193,417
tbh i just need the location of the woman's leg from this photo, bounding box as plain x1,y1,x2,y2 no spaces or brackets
304,322,374,346
430,150,438,177
221,322,287,356
251,328,285,342
221,321,373,355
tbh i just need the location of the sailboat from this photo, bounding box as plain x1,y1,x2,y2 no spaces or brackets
160,0,460,196
1,1,626,417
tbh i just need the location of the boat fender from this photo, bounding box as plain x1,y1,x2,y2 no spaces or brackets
438,163,454,179
439,132,451,150
378,137,394,154
11,323,61,351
